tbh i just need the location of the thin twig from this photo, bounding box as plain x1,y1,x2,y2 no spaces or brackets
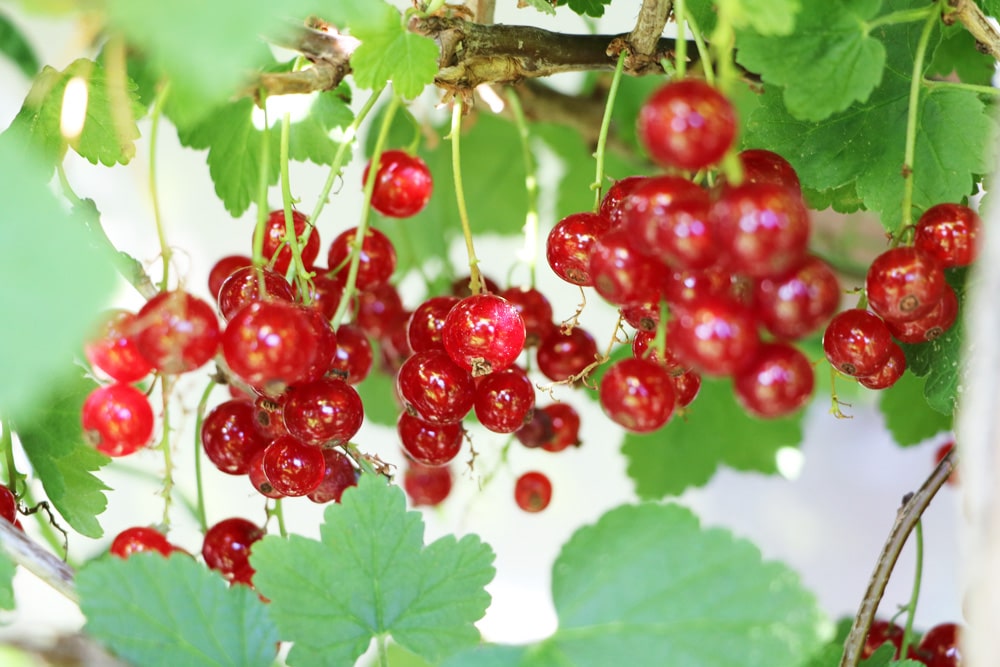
839,447,956,667
0,519,77,604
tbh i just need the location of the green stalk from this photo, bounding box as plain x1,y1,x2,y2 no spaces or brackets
683,11,714,85
450,99,483,295
504,87,540,287
158,376,176,530
268,498,288,538
192,380,216,533
0,419,17,492
898,520,924,659
149,81,172,291
279,111,312,302
252,102,272,296
866,6,937,31
924,80,1000,96
330,94,401,329
592,50,628,211
675,0,688,78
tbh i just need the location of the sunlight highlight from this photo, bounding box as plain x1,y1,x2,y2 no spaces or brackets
60,76,88,141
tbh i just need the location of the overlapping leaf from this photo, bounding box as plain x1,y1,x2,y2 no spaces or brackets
879,371,953,445
719,0,800,35
0,11,39,78
251,474,495,666
566,0,614,18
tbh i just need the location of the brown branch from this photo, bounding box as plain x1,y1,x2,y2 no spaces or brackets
839,448,957,667
626,0,673,70
0,518,77,604
947,0,1000,61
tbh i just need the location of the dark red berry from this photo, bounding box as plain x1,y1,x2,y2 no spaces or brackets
403,463,452,506
857,342,907,391
307,448,359,504
536,326,599,383
252,395,288,440
135,291,220,374
451,274,501,297
916,622,962,667
217,266,295,321
473,367,536,433
668,295,760,376
631,329,686,375
282,377,364,448
407,296,459,353
326,227,397,289
514,471,552,513
499,286,556,347
329,324,374,384
599,175,647,227
546,212,611,286
364,149,433,218
396,350,475,425
637,79,737,171
732,149,801,194
915,203,980,268
515,408,554,449
866,246,946,323
753,255,841,340
398,412,464,466
202,518,264,583
823,309,894,377
862,619,905,659
353,283,407,340
0,485,15,524
588,227,671,307
885,284,958,344
540,403,582,452
442,294,526,376
248,449,284,499
208,255,252,300
672,369,702,408
81,383,155,457
260,434,326,497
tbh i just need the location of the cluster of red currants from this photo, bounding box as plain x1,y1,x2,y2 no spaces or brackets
823,203,978,390
863,618,963,666
545,78,838,430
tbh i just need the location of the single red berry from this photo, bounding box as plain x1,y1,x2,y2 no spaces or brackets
866,246,946,323
620,176,706,252
637,79,737,170
299,307,339,384
599,175,647,227
733,342,814,418
353,283,407,340
857,342,907,391
862,619,905,659
364,149,433,218
326,227,397,289
135,291,221,374
442,294,526,376
621,300,660,333
515,408,555,449
664,267,738,307
0,485,16,524
304,270,347,321
823,309,894,377
307,449,359,503
84,310,155,383
403,462,452,506
110,526,178,559
201,399,269,475
208,254,252,300
398,412,464,466
546,212,612,286
81,383,155,457
540,403,582,452
754,255,841,340
667,295,760,376
536,326,599,383
631,329,686,375
588,227,671,307
216,266,295,321
202,518,264,583
599,357,676,432
514,471,553,513
732,149,801,194
474,367,536,433
261,434,326,497
408,296,459,353
281,377,364,448
885,284,958,344
262,209,319,276
916,622,962,667
499,286,556,347
672,369,702,408
915,203,980,268
248,449,284,499
329,324,374,385
396,350,475,425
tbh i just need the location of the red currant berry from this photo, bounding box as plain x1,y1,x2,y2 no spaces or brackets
282,377,364,448
672,369,702,408
733,342,814,418
753,255,841,340
110,526,177,559
217,266,295,321
515,408,554,449
514,471,552,513
857,342,907,391
396,350,475,425
201,399,269,475
546,211,611,286
248,449,284,499
822,309,894,377
631,329,686,375
260,434,326,497
364,149,433,218
866,246,946,323
915,203,980,268
885,284,958,344
0,485,16,524
307,449,359,503
664,267,736,307
304,270,347,321
916,622,962,667
252,395,287,440
589,227,671,307
536,326,599,383
621,300,660,333
732,149,801,194
398,412,464,466
84,310,154,383
862,619,905,659
442,294,526,376
135,291,221,374
474,367,536,433
599,357,676,432
499,286,556,347
668,295,760,376
540,403,582,452
208,255,252,300
620,175,705,244
326,227,397,289
262,209,319,276
329,324,373,384
81,383,154,457
408,296,459,353
353,283,406,340
600,175,647,228
637,79,737,171
202,518,264,583
403,462,452,506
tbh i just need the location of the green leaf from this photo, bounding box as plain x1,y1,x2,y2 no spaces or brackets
736,0,884,121
4,58,143,172
879,371,952,446
351,26,439,99
78,553,279,667
354,361,400,428
323,0,398,35
0,11,39,78
13,371,111,538
0,550,15,610
447,503,825,666
519,0,557,15
623,379,805,498
977,0,1000,17
0,135,117,423
720,0,800,35
566,0,613,18
928,22,996,85
251,474,495,666
899,313,964,416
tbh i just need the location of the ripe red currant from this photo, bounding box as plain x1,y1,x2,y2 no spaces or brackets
473,367,536,434
217,266,295,321
201,399,269,475
733,342,814,418
536,326,598,383
884,284,958,344
353,283,407,340
599,357,676,432
307,448,359,504
326,226,397,289
202,518,264,584
398,412,464,466
84,310,154,383
822,309,894,377
732,149,801,194
442,294,526,376
260,435,326,497
407,296,459,353
208,254,252,300
857,342,906,391
396,350,475,425
588,227,671,307
599,175,647,227
81,383,155,457
546,212,611,286
135,291,220,374
862,619,905,659
753,255,841,340
668,295,760,376
364,149,433,218
403,462,452,506
540,403,582,452
915,203,980,268
0,485,15,524
637,79,737,171
915,622,962,667
514,471,553,513
110,526,178,559
281,377,364,448
866,246,946,323
329,324,373,384
261,209,319,276
499,286,555,346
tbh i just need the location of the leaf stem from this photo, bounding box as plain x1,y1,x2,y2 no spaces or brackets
898,520,924,660
253,102,272,273
504,86,540,287
149,81,172,291
279,110,312,302
377,634,390,667
683,11,714,85
675,0,687,78
192,380,216,534
866,6,937,32
450,99,483,295
331,94,402,329
899,7,940,236
592,50,628,211
268,499,288,538
923,79,1000,97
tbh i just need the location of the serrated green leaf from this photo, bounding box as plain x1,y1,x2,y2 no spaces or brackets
448,503,825,666
0,550,15,610
4,58,143,172
879,371,952,446
736,0,884,121
803,182,865,214
720,0,800,35
0,11,39,78
899,314,964,415
566,0,613,18
287,90,355,165
623,379,805,498
519,0,557,15
351,27,439,99
801,617,852,667
78,553,278,667
929,22,996,85
13,371,111,538
0,135,117,423
251,474,495,666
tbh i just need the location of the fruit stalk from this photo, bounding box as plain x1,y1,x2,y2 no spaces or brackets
450,99,484,296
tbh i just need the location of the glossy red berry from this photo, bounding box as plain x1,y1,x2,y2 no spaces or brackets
407,296,459,353
866,246,946,323
672,369,702,408
84,310,154,383
305,270,347,321
620,176,706,250
135,291,220,374
364,149,433,218
110,526,178,559
733,149,801,194
396,350,475,425
474,367,536,433
326,227,397,289
637,79,737,171
442,294,526,376
307,448,359,504
499,287,556,346
857,342,907,391
631,329,686,375
540,403,582,452
0,485,15,524
202,518,264,583
281,377,364,448
536,326,599,383
329,324,374,384
599,357,676,432
885,284,958,344
262,209,319,276
599,175,647,227
514,471,552,513
252,395,287,440
248,449,284,499
208,254,252,300
81,383,155,457
515,408,554,449
668,295,760,376
353,283,407,340
753,255,841,340
621,300,660,333
403,462,452,506
915,203,980,268
217,266,295,321
398,412,464,466
260,434,326,497
546,212,611,286
201,399,269,475
733,342,814,418
916,622,962,667
588,227,671,307
823,309,894,377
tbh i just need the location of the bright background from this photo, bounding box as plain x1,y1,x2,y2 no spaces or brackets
0,0,964,654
